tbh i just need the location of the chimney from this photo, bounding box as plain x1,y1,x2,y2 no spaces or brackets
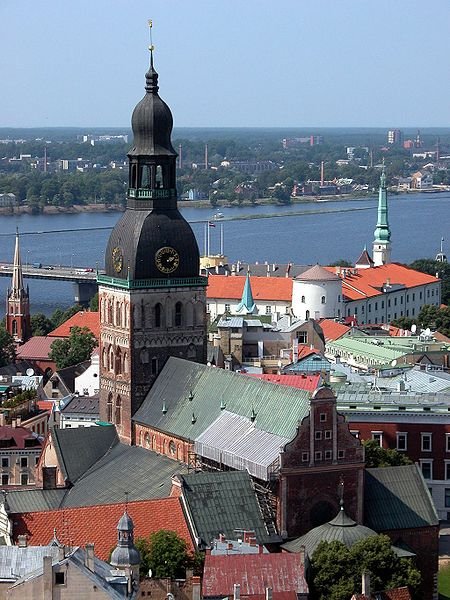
0,413,4,426
258,544,264,554
17,535,27,548
192,576,201,600
85,543,95,572
43,555,53,597
362,571,371,597
16,416,21,427
265,588,273,600
233,584,241,600
11,419,16,428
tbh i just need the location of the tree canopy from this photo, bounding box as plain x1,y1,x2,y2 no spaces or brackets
49,326,97,369
392,304,450,339
135,530,190,579
310,534,421,600
0,327,16,367
363,439,412,468
409,258,450,305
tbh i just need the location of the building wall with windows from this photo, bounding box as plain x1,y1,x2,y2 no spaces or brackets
0,424,42,487
343,413,450,520
134,422,192,464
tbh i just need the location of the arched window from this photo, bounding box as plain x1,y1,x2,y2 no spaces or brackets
151,357,158,376
123,352,129,375
144,433,150,448
306,310,310,320
301,296,305,303
155,303,162,328
141,165,151,188
169,441,176,455
155,165,163,188
115,396,122,425
102,347,108,369
321,296,326,304
12,320,17,335
109,346,114,372
115,348,122,375
116,302,121,327
152,435,156,450
175,302,182,327
130,164,137,188
108,301,113,324
107,393,113,422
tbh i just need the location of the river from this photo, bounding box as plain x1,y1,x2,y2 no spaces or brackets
0,191,448,314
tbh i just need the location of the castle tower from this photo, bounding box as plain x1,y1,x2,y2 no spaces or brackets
110,510,140,589
98,39,207,442
6,230,31,343
372,168,391,266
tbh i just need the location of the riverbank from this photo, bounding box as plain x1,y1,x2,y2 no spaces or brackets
0,186,448,216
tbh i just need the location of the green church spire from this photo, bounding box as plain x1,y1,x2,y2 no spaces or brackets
372,165,392,266
374,167,391,244
236,272,256,314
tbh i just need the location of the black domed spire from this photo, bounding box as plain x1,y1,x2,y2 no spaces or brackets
129,48,176,158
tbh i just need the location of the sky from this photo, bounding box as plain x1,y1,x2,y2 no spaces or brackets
1,0,450,129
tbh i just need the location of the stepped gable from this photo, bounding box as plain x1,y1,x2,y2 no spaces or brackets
295,264,340,281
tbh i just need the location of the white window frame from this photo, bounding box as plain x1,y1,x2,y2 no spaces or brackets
419,459,433,480
421,433,432,452
445,460,450,481
396,432,408,451
371,431,383,447
446,434,450,453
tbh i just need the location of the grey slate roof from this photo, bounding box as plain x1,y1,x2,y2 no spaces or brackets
60,444,186,508
364,465,439,531
0,545,61,582
133,357,311,440
5,489,66,514
52,425,118,484
179,470,280,548
61,394,100,415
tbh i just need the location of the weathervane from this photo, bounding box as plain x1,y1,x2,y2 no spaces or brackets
148,19,154,54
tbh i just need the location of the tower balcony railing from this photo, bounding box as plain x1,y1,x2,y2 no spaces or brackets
128,188,175,199
97,274,208,289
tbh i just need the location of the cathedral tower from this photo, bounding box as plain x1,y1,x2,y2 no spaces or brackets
372,167,391,266
98,43,207,443
6,231,31,343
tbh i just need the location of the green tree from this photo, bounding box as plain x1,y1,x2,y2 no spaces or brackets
0,327,16,367
89,293,99,312
49,326,97,369
50,304,83,329
329,259,353,267
146,530,190,579
31,313,54,336
417,304,450,338
311,535,421,600
363,439,412,468
409,258,450,305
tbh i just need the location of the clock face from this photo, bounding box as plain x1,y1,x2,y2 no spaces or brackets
112,246,123,273
155,246,180,274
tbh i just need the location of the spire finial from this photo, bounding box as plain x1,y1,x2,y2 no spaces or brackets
145,19,159,93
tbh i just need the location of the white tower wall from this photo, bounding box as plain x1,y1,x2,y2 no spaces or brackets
292,279,343,320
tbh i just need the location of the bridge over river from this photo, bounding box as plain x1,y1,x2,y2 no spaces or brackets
0,264,102,305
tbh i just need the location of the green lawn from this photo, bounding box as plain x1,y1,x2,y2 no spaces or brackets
439,564,450,599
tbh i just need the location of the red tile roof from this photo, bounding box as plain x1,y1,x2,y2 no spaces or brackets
16,336,64,361
246,373,320,393
0,426,43,450
12,497,193,560
36,400,54,412
207,275,292,302
48,311,100,340
318,318,350,342
297,346,319,360
326,263,439,302
202,552,308,597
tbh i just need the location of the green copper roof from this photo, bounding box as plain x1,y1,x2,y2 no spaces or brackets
364,465,438,530
179,470,279,547
236,273,256,314
133,357,311,440
281,505,377,556
374,169,391,243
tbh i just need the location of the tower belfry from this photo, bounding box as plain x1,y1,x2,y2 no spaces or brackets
98,25,207,443
6,230,31,343
372,166,391,266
